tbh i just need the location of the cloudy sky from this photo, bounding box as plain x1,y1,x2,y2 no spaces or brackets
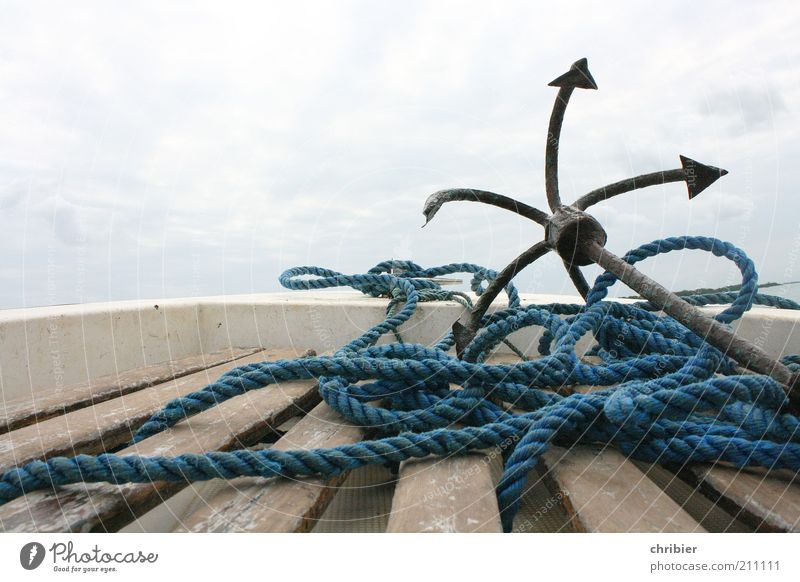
1,1,798,309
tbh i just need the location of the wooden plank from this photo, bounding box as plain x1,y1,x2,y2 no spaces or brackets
541,444,706,532
0,349,298,475
310,465,395,532
386,452,503,532
0,347,261,434
382,353,517,532
175,400,365,532
572,357,796,532
633,462,750,533
691,464,800,532
179,355,516,533
0,350,320,532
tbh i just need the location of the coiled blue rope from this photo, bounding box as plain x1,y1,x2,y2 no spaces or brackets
2,236,800,532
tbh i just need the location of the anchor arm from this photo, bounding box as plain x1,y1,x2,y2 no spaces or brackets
544,87,573,212
452,241,551,357
423,188,549,227
574,169,686,210
564,260,591,299
573,157,729,211
545,58,598,212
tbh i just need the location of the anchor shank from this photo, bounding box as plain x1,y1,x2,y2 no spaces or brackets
585,241,800,402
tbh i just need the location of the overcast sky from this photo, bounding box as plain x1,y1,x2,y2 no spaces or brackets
1,1,798,309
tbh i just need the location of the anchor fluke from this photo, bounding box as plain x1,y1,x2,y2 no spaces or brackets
679,155,729,199
548,58,598,90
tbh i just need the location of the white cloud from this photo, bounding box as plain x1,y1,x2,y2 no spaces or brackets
1,1,799,308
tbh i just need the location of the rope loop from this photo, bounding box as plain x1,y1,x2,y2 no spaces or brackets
3,240,800,533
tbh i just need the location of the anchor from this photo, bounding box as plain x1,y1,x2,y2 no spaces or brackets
422,58,800,406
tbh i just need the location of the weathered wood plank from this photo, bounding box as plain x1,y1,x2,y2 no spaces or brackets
633,462,750,532
384,353,515,532
571,358,795,532
691,464,800,532
0,350,320,532
175,401,365,532
0,349,298,475
0,347,261,434
541,444,706,532
178,354,517,533
386,452,503,532
310,465,395,532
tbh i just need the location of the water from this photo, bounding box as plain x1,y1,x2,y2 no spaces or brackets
760,282,800,303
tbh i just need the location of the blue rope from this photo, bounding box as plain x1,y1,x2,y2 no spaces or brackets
2,236,800,532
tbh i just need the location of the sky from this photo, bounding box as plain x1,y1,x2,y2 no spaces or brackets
1,1,798,309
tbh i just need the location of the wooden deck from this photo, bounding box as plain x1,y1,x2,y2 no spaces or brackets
0,348,798,533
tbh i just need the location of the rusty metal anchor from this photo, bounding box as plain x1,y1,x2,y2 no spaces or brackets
423,58,800,405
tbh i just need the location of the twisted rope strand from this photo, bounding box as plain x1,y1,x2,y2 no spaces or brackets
2,236,799,533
